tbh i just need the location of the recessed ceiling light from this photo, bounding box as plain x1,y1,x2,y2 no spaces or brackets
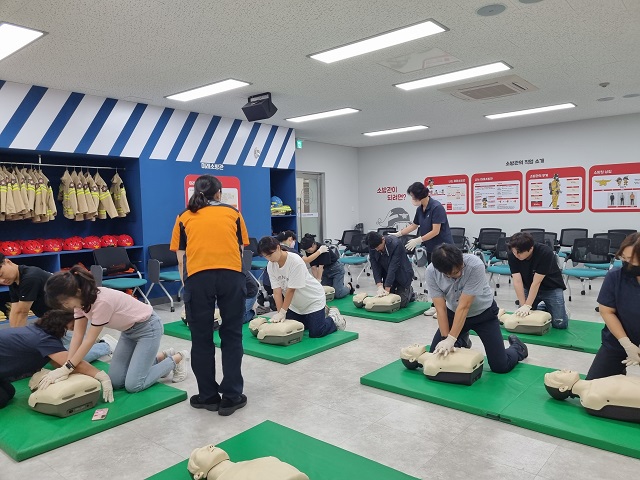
395,61,511,91
623,93,640,98
309,19,447,64
596,97,614,102
485,103,576,119
519,0,544,4
477,4,507,16
286,108,360,123
166,79,250,101
0,22,45,62
363,125,429,136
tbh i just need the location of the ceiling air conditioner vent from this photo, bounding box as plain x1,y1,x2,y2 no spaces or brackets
439,74,538,101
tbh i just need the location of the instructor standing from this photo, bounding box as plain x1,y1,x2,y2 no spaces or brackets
171,175,249,416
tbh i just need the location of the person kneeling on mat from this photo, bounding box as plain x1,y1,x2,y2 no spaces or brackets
258,236,346,336
367,232,415,308
41,266,188,393
299,233,354,299
507,232,569,329
426,244,528,372
0,309,113,409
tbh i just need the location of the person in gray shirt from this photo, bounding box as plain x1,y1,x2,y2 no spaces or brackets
425,244,528,373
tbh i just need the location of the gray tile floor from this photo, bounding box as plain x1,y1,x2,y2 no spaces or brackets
2,272,639,479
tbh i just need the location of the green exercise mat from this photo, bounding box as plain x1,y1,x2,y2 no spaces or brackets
0,362,187,461
163,321,358,364
361,359,544,417
501,381,640,460
147,420,418,480
327,295,431,322
471,318,603,353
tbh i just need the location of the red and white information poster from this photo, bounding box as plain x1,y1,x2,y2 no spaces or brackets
471,171,522,214
526,166,585,213
589,162,640,212
184,175,241,210
424,175,469,214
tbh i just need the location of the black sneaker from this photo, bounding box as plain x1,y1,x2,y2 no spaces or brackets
458,332,472,349
218,394,247,416
508,334,528,361
190,394,221,412
257,291,265,306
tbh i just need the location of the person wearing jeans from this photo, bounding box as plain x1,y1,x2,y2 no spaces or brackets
507,232,569,329
299,233,353,299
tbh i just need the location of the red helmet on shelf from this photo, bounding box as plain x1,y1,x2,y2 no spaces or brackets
22,240,43,254
100,235,118,247
63,237,84,251
43,239,63,252
1,241,22,256
117,234,134,247
83,236,102,250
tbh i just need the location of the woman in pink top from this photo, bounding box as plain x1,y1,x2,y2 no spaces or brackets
39,266,189,393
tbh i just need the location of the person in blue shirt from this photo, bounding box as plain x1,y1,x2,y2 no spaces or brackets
391,182,453,263
367,232,414,308
587,233,640,380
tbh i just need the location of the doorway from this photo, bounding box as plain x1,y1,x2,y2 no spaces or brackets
296,172,324,242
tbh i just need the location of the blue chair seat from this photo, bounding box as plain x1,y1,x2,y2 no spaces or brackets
103,278,148,289
487,265,511,275
584,260,621,270
339,256,367,265
558,251,568,258
562,268,608,279
251,259,269,269
159,271,181,282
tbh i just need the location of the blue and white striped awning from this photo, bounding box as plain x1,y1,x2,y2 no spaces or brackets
0,79,295,169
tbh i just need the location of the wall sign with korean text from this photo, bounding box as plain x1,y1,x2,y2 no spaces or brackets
526,166,585,213
184,175,241,210
424,175,469,214
471,171,522,214
589,163,640,212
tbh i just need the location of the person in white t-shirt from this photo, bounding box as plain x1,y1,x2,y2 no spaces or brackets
258,236,346,337
38,265,188,393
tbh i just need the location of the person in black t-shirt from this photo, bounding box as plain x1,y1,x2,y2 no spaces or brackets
299,234,353,299
0,253,52,327
0,309,113,409
507,232,569,329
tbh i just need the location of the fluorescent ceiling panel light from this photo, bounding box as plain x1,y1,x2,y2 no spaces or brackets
310,20,447,64
363,125,428,136
0,23,45,62
395,61,511,91
485,102,576,119
166,79,250,101
286,108,360,123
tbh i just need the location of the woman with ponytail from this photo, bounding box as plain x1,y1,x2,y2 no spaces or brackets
170,174,250,416
40,266,188,394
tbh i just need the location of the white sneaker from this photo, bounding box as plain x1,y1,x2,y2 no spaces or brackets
328,307,347,331
433,311,438,320
161,347,176,378
423,306,436,317
172,350,190,383
100,334,118,354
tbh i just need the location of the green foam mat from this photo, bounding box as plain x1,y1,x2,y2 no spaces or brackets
0,362,187,461
163,321,358,364
361,359,545,417
327,295,431,322
471,318,603,353
147,420,418,480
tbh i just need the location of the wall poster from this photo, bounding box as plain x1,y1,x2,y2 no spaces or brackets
184,175,241,210
525,166,585,213
471,171,522,214
424,174,469,214
589,163,640,212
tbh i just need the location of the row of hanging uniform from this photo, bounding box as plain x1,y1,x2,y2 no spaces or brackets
0,166,56,222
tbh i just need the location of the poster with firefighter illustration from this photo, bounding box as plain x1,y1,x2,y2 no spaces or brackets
526,167,585,213
424,175,469,214
471,171,522,214
589,163,640,212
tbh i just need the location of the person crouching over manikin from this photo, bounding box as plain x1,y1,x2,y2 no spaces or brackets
366,232,415,308
426,244,528,373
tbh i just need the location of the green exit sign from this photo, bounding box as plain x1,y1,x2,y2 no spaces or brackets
295,139,303,149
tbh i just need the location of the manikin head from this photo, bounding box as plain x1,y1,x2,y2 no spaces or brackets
0,254,20,286
187,445,231,480
407,182,429,207
544,370,580,400
507,232,535,261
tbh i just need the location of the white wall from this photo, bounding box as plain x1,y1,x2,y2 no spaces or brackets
357,113,640,240
295,141,360,240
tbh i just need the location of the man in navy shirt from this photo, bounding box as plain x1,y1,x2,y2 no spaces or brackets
587,233,640,379
367,232,414,308
391,182,453,264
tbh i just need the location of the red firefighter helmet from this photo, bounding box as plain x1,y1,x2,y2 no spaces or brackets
21,240,43,254
43,238,63,252
117,234,134,247
83,236,102,249
1,241,22,256
63,237,84,251
100,235,118,247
